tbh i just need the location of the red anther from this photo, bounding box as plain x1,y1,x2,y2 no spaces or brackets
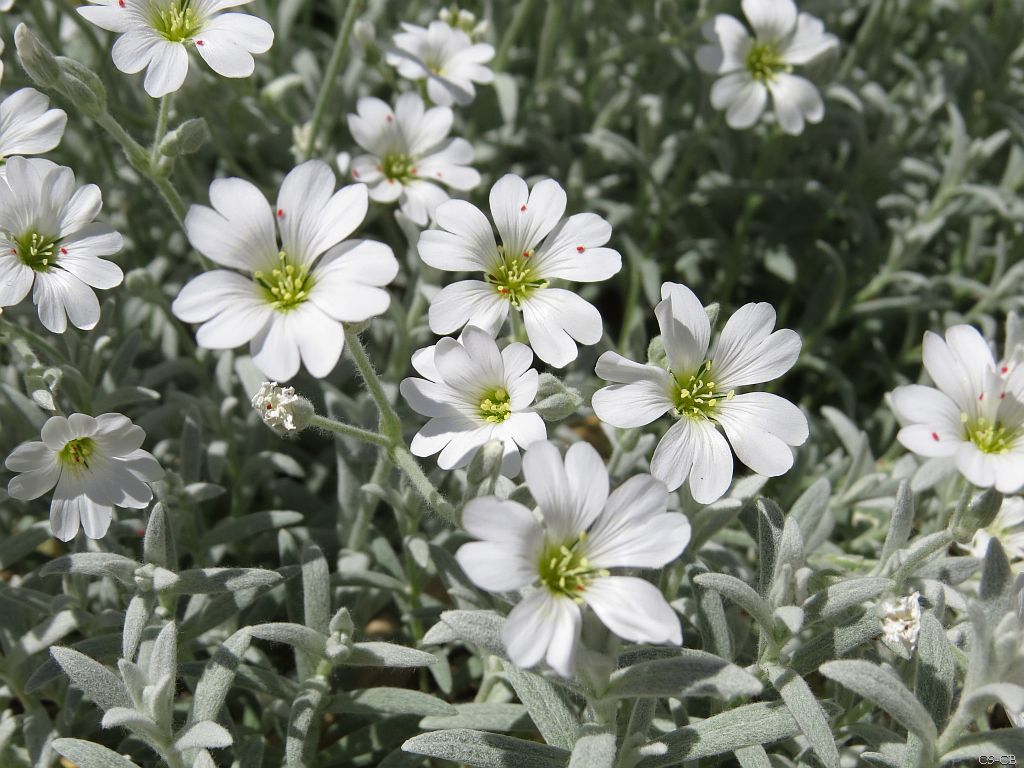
118,0,125,6
352,169,360,178
436,171,443,178
266,403,273,409
196,40,204,46
931,432,940,441
410,167,417,174
519,204,527,212
385,115,393,122
277,208,284,217
979,392,985,401
576,245,585,253
1002,366,1009,374
60,247,68,255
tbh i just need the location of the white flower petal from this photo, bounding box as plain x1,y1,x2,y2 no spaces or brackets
422,199,500,272
409,416,475,457
186,177,276,270
544,596,581,676
310,240,397,322
429,280,508,336
142,41,189,98
0,88,67,157
697,15,751,74
657,283,711,374
897,425,961,458
724,79,769,129
688,420,734,504
583,576,681,645
291,304,345,378
955,443,996,489
712,302,801,389
8,464,60,500
742,0,797,41
768,73,823,135
564,441,609,532
33,269,100,333
250,314,301,381
489,175,566,257
0,255,34,307
781,13,838,65
714,392,808,476
49,495,82,541
592,381,673,428
531,213,621,282
502,590,560,670
650,418,698,493
520,288,602,369
456,542,538,592
277,162,368,262
4,441,53,472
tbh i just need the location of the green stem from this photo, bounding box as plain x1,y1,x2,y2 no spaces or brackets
391,444,457,524
304,0,364,160
308,414,391,447
151,94,172,168
494,0,536,71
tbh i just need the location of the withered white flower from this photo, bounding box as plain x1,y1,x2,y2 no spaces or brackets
251,381,312,434
456,440,690,676
879,592,922,657
592,282,807,504
5,412,164,540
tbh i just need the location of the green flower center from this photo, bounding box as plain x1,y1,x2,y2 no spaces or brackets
537,533,608,602
59,437,96,470
12,231,60,272
151,0,202,42
962,414,1018,454
254,252,314,312
478,387,512,424
745,41,790,83
672,360,733,420
486,246,548,308
382,153,414,184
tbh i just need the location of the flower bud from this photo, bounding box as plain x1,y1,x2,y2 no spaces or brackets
15,24,60,88
952,488,1002,545
160,117,209,157
57,56,107,116
466,438,504,484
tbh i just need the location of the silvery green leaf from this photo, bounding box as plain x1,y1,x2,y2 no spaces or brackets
344,642,438,668
159,117,209,156
402,728,570,768
329,688,456,717
568,725,616,768
734,745,772,768
122,594,156,661
118,660,146,710
189,628,252,723
503,662,580,750
602,650,762,701
492,71,518,126
773,606,804,635
0,710,16,751
51,738,143,768
802,578,894,623
407,537,431,570
144,673,175,731
819,660,937,743
772,517,805,589
200,510,303,548
424,610,507,658
958,682,1024,715
15,609,79,657
174,720,232,751
50,647,129,712
301,543,330,635
790,609,881,673
692,573,776,633
420,703,531,732
636,700,841,767
939,729,1024,765
752,498,785,598
765,664,840,768
193,750,217,768
694,572,733,660
147,621,177,680
24,707,54,767
249,623,327,658
789,478,831,552
100,708,162,743
184,482,225,502
286,678,328,768
916,612,955,730
878,482,915,570
978,537,1014,621
41,553,140,585
143,503,175,569
170,568,282,594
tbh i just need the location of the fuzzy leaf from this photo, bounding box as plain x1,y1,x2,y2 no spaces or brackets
41,553,140,585
424,610,507,658
143,503,175,569
200,510,303,548
916,612,955,730
692,572,776,632
170,568,283,594
301,543,331,635
122,594,155,661
802,578,894,622
503,662,580,750
50,647,129,712
402,728,570,768
939,728,1024,765
603,650,762,701
51,738,143,768
249,623,327,658
765,664,840,768
568,725,616,768
344,642,438,668
330,688,457,718
174,720,233,751
420,703,532,732
819,660,937,743
189,628,252,723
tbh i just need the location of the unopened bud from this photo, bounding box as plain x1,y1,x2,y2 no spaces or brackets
467,438,504,484
57,56,107,116
160,117,209,157
15,24,60,88
953,488,1002,544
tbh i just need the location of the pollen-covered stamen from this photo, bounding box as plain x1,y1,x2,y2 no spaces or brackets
381,152,414,184
961,412,1018,454
745,41,790,83
253,251,315,312
486,245,547,307
671,360,734,420
150,0,203,43
12,231,60,272
478,386,512,424
58,437,96,471
537,532,608,603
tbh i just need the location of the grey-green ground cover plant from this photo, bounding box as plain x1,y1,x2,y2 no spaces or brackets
1,0,1023,766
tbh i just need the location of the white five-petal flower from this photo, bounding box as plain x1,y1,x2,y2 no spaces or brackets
592,282,807,504
890,325,1024,494
0,88,67,163
420,174,622,368
347,92,480,226
77,0,274,98
0,157,124,333
172,160,398,382
400,326,546,476
696,0,838,135
386,20,494,107
5,412,164,541
456,440,691,676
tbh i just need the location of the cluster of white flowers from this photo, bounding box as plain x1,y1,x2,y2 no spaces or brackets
879,592,922,657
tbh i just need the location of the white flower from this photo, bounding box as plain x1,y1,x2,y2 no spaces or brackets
890,325,1024,494
0,88,67,162
400,326,546,476
172,160,398,382
455,440,690,676
347,93,480,226
970,497,1024,561
77,0,274,98
879,592,922,657
591,282,807,504
420,174,621,368
696,0,838,135
0,157,124,333
386,21,494,107
5,412,164,541
252,381,311,434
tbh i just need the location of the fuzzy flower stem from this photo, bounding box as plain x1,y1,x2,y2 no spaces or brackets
304,0,365,160
342,324,456,523
151,94,172,168
307,414,390,448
